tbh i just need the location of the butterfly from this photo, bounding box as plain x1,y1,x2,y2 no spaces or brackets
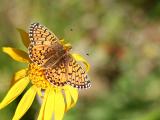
28,23,91,89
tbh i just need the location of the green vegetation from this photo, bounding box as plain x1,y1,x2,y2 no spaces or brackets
1,0,160,120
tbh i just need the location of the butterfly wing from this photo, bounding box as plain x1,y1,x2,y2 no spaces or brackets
29,23,58,43
66,55,91,89
28,23,91,89
28,23,65,67
45,55,91,89
44,56,68,87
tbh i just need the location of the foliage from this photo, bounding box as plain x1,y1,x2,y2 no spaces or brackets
1,0,160,120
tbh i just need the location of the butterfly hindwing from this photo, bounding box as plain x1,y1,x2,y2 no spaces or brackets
44,55,91,89
67,56,91,89
44,56,68,87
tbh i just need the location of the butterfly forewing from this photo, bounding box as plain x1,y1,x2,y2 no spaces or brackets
28,23,65,67
29,23,59,43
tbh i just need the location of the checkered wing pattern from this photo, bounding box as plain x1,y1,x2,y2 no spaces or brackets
45,55,91,89
28,23,65,67
28,23,91,89
67,56,91,89
44,56,68,87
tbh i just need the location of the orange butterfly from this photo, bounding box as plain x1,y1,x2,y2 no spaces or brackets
28,23,91,89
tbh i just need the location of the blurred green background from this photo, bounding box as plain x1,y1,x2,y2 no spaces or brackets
1,0,160,120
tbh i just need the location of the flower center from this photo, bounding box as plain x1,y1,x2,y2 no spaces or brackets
28,63,51,89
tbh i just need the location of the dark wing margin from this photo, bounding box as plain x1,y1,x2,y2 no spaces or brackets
29,22,59,44
66,55,91,89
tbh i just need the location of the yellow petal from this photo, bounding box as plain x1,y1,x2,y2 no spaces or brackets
60,39,72,50
71,53,90,72
67,85,78,109
17,28,30,48
2,47,29,63
11,68,28,87
54,89,65,120
60,39,65,44
64,89,72,112
38,88,66,120
43,88,55,120
12,86,37,120
38,88,50,120
0,77,30,109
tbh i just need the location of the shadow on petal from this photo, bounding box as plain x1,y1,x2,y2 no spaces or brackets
12,85,37,120
17,28,30,48
0,77,30,109
10,68,28,87
2,47,30,63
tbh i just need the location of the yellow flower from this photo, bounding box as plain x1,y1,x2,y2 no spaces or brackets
0,29,90,120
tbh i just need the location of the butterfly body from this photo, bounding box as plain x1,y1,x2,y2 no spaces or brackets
28,23,91,89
